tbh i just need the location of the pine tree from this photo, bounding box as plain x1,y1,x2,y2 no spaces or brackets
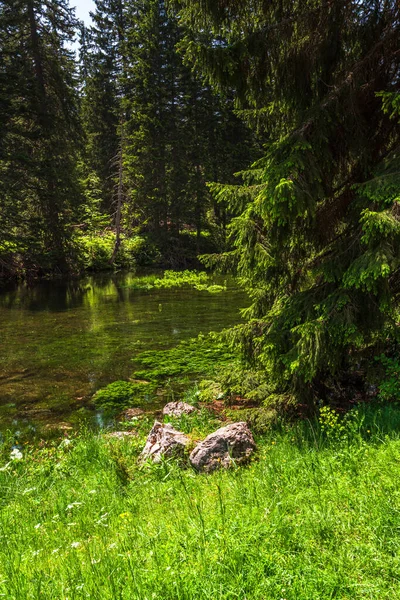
123,0,176,235
78,0,258,265
123,0,257,250
0,0,82,277
80,0,126,214
173,0,400,402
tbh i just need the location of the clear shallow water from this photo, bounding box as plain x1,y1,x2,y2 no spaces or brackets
0,272,248,432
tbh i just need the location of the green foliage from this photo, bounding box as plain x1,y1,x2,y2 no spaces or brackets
125,269,227,292
197,379,225,403
194,284,226,294
0,0,84,280
163,407,221,438
92,380,155,411
376,354,400,402
318,406,361,444
154,270,208,288
175,0,400,403
76,233,146,271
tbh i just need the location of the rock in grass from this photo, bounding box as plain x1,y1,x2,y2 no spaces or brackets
190,422,256,473
140,421,189,463
162,401,197,417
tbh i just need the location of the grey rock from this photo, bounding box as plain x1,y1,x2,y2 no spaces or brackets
162,401,197,417
140,421,189,463
190,422,256,473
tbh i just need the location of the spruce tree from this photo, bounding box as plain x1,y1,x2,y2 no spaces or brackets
123,0,257,249
0,0,82,277
123,0,176,235
79,0,258,264
80,0,126,214
173,0,400,402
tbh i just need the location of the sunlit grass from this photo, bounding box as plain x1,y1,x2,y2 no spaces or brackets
1,404,400,599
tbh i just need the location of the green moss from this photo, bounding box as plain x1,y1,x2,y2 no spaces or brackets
92,380,155,411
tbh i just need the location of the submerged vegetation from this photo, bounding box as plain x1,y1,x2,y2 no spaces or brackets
133,333,235,384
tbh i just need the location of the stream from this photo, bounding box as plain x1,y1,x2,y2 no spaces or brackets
0,271,248,434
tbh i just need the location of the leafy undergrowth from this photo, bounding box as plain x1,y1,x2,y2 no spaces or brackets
2,405,400,599
77,232,149,271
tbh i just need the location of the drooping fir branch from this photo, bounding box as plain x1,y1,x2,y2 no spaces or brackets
174,0,400,401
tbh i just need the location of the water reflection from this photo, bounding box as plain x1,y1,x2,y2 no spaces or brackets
0,271,248,431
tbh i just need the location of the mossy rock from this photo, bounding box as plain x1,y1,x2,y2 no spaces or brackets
93,380,155,411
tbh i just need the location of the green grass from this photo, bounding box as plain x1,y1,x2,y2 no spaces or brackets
2,404,400,599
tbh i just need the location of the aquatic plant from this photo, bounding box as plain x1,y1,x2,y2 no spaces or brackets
126,270,227,293
92,380,155,411
133,333,236,384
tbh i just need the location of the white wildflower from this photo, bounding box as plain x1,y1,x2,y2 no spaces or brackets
71,542,80,549
34,523,41,530
10,448,23,461
96,512,109,525
59,439,72,449
66,502,83,510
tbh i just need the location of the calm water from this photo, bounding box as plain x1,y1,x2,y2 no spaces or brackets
0,272,248,432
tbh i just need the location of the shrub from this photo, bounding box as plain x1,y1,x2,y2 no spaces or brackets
76,233,148,271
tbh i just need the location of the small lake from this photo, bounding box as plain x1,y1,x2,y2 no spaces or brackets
0,272,248,433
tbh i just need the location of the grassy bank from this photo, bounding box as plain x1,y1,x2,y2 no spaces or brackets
1,404,400,599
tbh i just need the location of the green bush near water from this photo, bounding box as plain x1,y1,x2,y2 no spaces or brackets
2,405,400,598
76,233,149,271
